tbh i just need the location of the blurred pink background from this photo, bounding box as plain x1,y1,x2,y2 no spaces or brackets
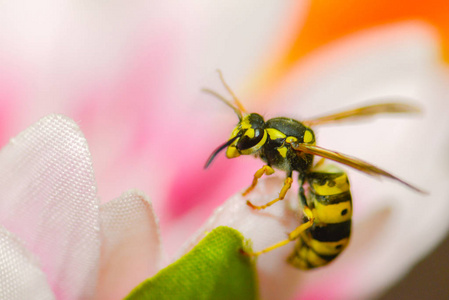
0,1,448,299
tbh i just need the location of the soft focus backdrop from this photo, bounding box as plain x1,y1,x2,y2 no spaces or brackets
0,1,448,299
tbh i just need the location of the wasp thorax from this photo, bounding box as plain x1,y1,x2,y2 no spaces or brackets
226,113,267,158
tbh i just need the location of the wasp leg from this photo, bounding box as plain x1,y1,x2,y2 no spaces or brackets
245,206,315,256
242,165,275,196
298,173,308,207
246,176,293,210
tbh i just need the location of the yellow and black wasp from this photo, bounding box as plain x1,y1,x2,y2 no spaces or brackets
204,71,423,270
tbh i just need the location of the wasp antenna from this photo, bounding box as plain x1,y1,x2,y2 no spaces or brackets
216,70,248,114
204,135,240,168
202,88,243,121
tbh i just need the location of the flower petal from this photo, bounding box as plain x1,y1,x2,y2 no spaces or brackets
0,225,55,300
96,189,163,300
178,177,304,300
0,114,101,299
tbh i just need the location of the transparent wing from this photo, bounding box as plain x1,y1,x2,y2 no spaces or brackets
292,143,426,194
303,102,420,127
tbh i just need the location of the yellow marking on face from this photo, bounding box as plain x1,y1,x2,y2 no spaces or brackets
227,117,255,158
277,146,288,158
312,200,352,224
311,173,350,196
229,127,240,139
240,116,252,129
303,129,314,143
310,238,349,256
266,128,286,140
226,145,240,158
245,128,255,138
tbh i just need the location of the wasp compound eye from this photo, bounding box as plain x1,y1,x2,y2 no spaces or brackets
237,128,266,154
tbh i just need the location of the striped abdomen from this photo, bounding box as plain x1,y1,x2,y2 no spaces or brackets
288,164,352,270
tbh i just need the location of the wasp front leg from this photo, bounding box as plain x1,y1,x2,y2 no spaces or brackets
244,206,315,256
246,174,293,210
244,176,314,255
242,165,275,196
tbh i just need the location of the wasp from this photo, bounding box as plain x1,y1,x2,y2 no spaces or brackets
204,71,424,270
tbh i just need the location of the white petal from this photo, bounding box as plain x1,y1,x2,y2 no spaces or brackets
0,225,55,300
96,189,163,300
0,114,101,299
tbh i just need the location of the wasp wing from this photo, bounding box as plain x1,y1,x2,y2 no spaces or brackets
303,102,420,127
292,143,425,193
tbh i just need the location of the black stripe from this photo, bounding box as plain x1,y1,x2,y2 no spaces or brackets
312,191,352,204
310,221,352,242
315,252,339,262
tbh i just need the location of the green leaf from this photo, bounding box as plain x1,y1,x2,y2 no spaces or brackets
125,226,258,300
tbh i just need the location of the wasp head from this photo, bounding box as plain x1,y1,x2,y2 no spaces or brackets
226,113,267,157
203,71,268,168
205,113,267,168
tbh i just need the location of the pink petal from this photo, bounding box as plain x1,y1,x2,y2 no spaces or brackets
0,225,55,300
0,114,101,300
96,189,162,300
